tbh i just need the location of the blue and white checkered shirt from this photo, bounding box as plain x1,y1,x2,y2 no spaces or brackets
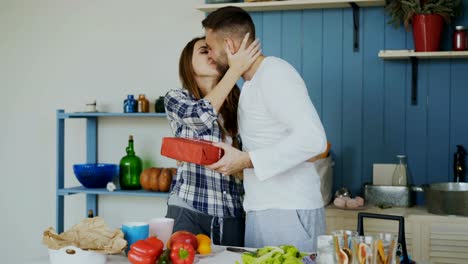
164,89,244,218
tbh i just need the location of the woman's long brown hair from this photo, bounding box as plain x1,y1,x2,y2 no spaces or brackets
179,37,241,148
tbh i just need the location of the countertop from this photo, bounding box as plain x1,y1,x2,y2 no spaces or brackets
29,247,245,264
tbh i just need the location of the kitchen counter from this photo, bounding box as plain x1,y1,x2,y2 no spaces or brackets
29,247,245,264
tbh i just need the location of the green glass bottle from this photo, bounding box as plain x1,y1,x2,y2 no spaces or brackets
119,135,142,190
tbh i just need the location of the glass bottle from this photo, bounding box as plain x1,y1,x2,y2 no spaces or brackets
392,155,408,186
119,135,142,190
155,96,165,113
124,94,137,113
137,94,149,113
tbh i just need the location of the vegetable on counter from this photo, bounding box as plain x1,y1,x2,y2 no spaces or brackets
237,245,308,264
157,249,172,264
170,241,195,264
127,236,164,264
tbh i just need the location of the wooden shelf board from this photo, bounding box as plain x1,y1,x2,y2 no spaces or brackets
58,112,167,119
58,186,169,197
197,0,385,12
379,50,468,60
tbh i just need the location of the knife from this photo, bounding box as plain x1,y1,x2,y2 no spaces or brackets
226,247,257,254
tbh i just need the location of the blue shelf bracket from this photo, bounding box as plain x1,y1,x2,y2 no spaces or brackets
350,2,360,52
410,57,418,105
86,117,98,217
56,110,65,233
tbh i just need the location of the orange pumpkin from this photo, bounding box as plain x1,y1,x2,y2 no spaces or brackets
140,167,161,191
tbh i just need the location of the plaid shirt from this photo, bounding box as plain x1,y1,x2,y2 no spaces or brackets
164,89,244,218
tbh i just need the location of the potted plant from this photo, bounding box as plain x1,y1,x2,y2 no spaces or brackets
386,0,462,51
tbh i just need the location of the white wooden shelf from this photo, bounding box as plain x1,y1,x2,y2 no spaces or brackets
379,50,468,60
197,0,385,12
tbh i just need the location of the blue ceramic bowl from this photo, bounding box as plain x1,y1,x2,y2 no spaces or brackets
73,163,118,188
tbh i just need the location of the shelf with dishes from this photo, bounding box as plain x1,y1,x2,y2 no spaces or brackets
197,0,385,12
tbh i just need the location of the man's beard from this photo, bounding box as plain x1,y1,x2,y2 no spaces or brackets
215,51,229,75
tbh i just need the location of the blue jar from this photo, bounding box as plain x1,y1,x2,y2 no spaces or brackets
124,95,137,113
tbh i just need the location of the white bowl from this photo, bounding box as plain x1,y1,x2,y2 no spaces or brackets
49,246,107,264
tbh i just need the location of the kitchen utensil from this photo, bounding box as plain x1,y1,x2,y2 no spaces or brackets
412,182,468,216
357,212,411,264
226,247,257,255
364,184,414,207
73,163,118,188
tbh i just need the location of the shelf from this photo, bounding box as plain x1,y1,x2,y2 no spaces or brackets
58,112,167,119
378,50,468,60
197,0,385,12
58,186,170,198
378,50,468,105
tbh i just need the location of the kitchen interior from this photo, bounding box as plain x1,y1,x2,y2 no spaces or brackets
2,0,468,263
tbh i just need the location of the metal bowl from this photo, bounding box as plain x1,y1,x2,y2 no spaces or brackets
413,182,468,216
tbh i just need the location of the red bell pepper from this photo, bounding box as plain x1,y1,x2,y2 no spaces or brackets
128,237,164,264
170,242,195,264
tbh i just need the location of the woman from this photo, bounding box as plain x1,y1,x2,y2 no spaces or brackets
164,34,260,247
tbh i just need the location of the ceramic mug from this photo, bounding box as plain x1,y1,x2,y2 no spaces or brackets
121,222,149,253
147,218,174,249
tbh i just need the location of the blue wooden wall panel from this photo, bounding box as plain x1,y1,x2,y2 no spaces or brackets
262,12,282,57
247,5,468,201
342,8,363,194
282,11,303,74
383,16,407,164
302,10,323,117
427,61,451,183
450,61,468,181
362,7,385,187
322,9,344,191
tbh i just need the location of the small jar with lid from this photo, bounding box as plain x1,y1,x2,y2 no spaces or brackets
453,26,468,51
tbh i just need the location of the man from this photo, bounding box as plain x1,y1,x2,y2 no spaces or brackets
204,6,328,252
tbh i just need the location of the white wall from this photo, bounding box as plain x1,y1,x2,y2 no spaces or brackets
0,0,205,262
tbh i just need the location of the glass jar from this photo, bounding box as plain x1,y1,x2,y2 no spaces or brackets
392,155,408,186
453,26,468,51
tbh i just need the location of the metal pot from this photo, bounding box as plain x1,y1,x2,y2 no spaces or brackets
412,182,468,216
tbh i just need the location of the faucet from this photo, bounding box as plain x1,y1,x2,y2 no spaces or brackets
454,145,466,182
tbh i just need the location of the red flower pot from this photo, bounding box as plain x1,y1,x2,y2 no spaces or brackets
412,14,444,52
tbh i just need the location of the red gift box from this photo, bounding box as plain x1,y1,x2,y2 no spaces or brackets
160,137,223,165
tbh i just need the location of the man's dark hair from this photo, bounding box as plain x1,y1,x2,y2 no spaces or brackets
202,6,255,41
